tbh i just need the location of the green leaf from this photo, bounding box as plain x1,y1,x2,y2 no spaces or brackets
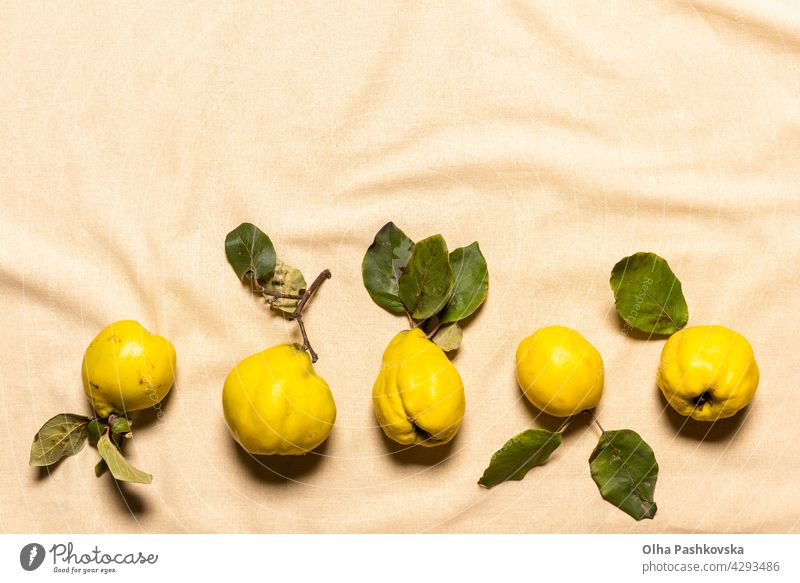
440,242,488,324
225,223,276,285
97,433,153,484
87,419,107,444
478,429,562,488
109,417,131,435
29,414,90,467
398,234,454,320
94,459,108,477
362,222,415,314
263,258,307,313
610,252,688,335
589,429,658,520
431,322,463,352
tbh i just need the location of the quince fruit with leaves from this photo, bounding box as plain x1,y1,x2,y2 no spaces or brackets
82,320,177,418
657,325,759,421
223,344,336,455
373,328,466,446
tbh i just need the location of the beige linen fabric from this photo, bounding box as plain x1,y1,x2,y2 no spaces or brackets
2,1,799,533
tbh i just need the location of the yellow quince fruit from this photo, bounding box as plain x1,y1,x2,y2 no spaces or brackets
657,325,759,421
222,344,336,455
373,328,465,447
82,320,177,418
516,325,604,417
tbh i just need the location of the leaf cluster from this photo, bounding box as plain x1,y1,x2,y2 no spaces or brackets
30,413,151,484
362,222,489,351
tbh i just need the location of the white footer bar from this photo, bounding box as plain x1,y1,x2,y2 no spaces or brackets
1,534,797,582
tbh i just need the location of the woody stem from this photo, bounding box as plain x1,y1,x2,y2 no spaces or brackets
287,269,332,363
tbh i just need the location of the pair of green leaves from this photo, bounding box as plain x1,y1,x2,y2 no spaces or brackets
362,222,489,351
610,252,688,336
478,427,658,521
30,413,152,484
225,223,307,314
